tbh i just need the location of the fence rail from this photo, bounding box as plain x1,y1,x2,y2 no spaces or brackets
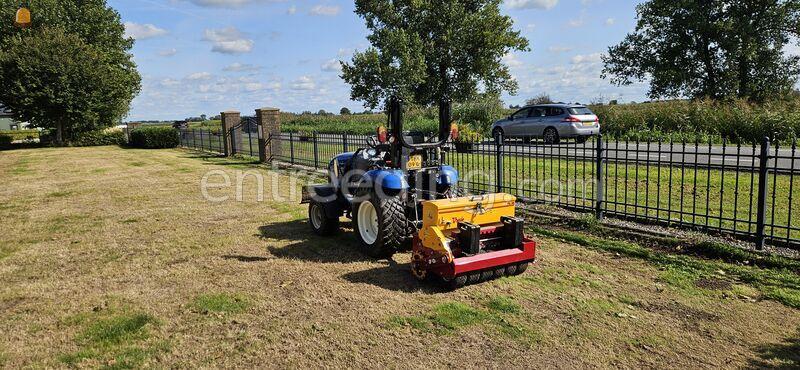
263,132,800,251
179,128,224,154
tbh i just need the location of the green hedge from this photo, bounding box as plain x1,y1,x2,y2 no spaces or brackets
0,129,39,141
72,129,126,147
129,127,180,148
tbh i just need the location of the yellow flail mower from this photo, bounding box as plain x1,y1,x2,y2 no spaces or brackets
410,193,536,288
303,97,536,289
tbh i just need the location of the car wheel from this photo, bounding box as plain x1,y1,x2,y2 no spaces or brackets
492,127,504,141
543,127,559,144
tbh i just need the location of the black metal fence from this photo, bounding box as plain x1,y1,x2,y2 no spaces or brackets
267,132,800,251
179,128,224,154
231,116,260,157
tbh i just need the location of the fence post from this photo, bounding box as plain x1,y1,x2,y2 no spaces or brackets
289,132,295,164
256,107,280,163
220,111,240,156
313,132,319,168
495,132,504,192
755,136,771,250
595,134,604,220
342,133,349,153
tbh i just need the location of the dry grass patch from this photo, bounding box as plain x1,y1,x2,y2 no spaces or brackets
0,146,798,368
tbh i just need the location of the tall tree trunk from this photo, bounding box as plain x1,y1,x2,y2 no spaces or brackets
738,47,750,99
56,121,64,146
701,35,717,99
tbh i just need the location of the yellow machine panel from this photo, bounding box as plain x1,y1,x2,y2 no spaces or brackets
418,193,517,259
422,193,517,230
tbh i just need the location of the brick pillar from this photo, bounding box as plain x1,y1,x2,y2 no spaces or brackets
256,107,280,162
220,111,240,156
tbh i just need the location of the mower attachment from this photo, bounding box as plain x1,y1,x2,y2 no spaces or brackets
411,193,537,288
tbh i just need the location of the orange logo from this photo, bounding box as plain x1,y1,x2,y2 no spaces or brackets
15,8,31,28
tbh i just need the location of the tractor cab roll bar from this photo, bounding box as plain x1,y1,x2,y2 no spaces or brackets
387,96,452,150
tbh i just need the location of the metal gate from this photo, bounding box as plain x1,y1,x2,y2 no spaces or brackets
230,116,260,157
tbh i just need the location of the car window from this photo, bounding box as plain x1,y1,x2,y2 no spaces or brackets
546,107,564,117
529,108,545,117
512,108,530,119
568,107,594,115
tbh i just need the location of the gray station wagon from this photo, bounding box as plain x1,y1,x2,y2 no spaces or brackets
491,104,600,143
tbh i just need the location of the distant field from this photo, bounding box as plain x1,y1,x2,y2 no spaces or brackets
169,99,800,144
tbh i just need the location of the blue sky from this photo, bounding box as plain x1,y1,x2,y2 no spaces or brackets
110,0,650,121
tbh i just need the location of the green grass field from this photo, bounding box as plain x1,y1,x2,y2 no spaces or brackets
1,146,799,367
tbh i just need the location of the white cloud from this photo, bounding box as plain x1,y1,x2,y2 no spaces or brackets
203,27,254,54
124,22,167,40
189,0,283,8
525,23,536,32
548,46,573,53
571,53,604,64
244,83,263,92
223,63,262,72
505,0,558,10
567,17,585,28
287,5,297,14
502,53,523,68
187,72,212,80
291,76,316,90
160,78,180,87
309,5,340,16
605,18,616,26
321,59,342,72
157,48,178,57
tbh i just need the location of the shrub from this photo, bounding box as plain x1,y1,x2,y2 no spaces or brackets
0,129,39,141
71,128,126,147
453,94,505,134
0,135,12,149
129,127,180,149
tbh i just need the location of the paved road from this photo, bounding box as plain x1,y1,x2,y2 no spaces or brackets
458,140,800,171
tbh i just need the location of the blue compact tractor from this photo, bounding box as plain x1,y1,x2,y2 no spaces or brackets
302,97,536,288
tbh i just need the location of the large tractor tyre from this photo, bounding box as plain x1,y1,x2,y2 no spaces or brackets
352,193,406,259
308,200,340,236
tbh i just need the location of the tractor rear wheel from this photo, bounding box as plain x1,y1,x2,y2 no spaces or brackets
352,192,406,259
308,200,340,236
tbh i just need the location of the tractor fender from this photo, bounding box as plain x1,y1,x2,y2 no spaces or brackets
437,165,459,186
303,184,345,218
362,169,409,195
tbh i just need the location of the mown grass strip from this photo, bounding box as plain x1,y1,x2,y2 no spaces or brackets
388,299,540,343
60,311,164,369
528,225,800,308
191,293,250,315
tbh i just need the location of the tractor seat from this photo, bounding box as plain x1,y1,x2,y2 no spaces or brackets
403,132,427,145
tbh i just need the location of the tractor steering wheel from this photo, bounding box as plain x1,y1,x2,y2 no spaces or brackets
366,136,378,148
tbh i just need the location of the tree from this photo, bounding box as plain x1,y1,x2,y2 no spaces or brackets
526,93,553,106
342,0,529,109
0,0,140,143
340,107,352,115
200,114,207,121
602,0,800,102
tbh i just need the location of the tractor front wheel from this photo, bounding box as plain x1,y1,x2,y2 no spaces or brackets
353,193,406,259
